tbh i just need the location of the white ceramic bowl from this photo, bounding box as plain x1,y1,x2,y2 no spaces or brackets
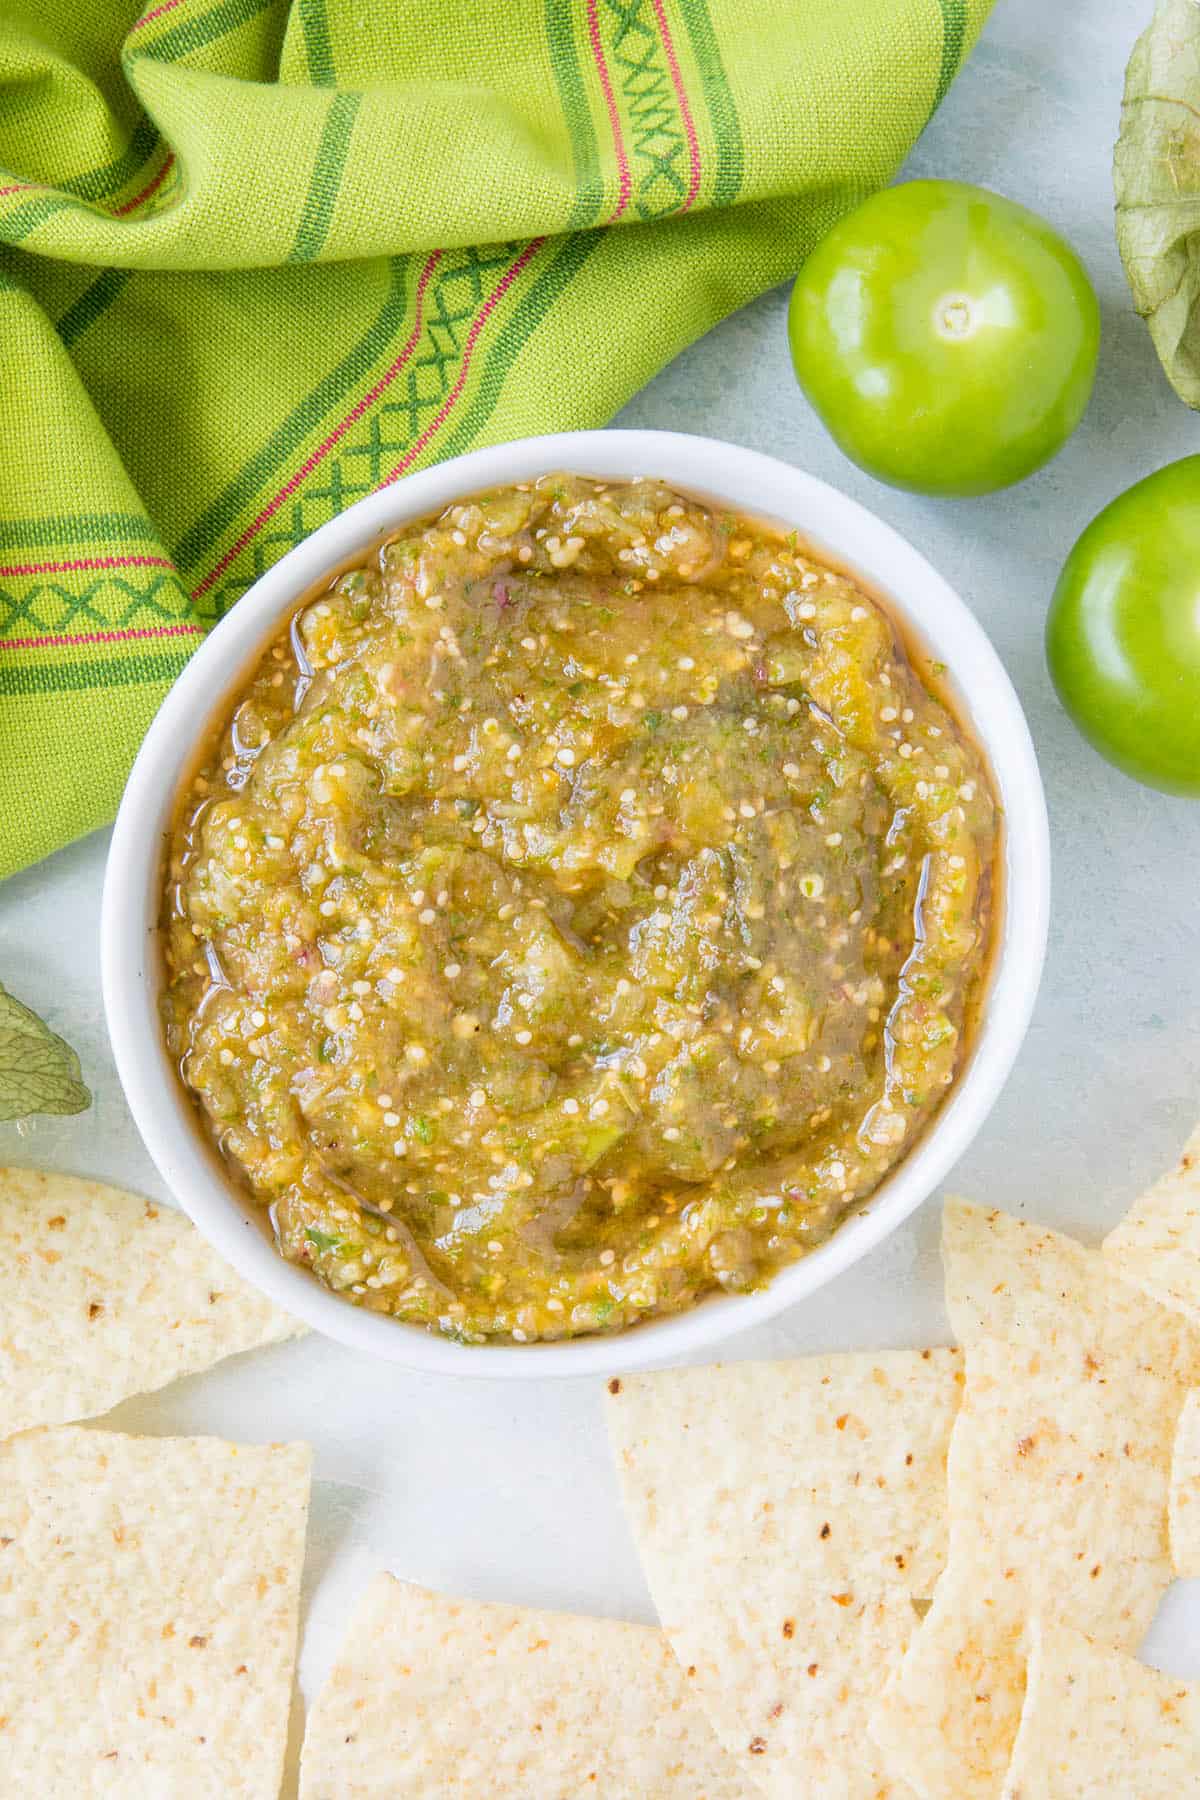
101,430,1049,1378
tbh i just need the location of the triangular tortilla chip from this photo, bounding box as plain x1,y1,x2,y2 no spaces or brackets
1002,1620,1200,1798
941,1205,1192,1635
0,1427,310,1795
946,1333,1180,1643
872,1342,1183,1797
945,1197,1200,1381
870,1559,1026,1800
871,1203,1195,1798
298,1574,742,1798
605,1350,962,1798
0,1167,301,1440
1104,1123,1200,1327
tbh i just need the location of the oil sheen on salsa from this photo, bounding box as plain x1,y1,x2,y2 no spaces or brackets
162,476,997,1343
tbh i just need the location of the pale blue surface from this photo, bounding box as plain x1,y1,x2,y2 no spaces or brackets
1,0,1196,1739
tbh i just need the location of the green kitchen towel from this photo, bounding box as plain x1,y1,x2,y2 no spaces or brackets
0,0,990,880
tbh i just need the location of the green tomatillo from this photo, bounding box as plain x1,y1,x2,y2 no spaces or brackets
787,180,1101,497
1047,457,1200,796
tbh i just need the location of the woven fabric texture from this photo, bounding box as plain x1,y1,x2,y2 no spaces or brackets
0,0,990,877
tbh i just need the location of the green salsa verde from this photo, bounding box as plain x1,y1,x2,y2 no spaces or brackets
162,475,997,1343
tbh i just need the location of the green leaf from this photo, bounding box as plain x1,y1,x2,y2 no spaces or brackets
0,983,90,1121
1115,0,1200,405
305,1226,342,1253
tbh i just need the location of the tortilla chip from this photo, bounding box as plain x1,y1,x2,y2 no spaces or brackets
605,1350,962,1798
1170,1388,1200,1577
298,1573,743,1798
0,1427,310,1795
0,1167,301,1440
871,1337,1184,1796
872,1202,1195,1798
870,1560,1026,1800
944,1197,1200,1382
1104,1123,1200,1327
1003,1620,1200,1798
945,1334,1179,1644
941,1204,1191,1641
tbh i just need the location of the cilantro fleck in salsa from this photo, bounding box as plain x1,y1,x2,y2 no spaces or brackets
161,475,997,1344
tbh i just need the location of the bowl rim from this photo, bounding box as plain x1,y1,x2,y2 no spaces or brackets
100,427,1050,1379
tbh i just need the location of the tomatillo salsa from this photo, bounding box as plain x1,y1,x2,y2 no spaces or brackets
162,476,997,1343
